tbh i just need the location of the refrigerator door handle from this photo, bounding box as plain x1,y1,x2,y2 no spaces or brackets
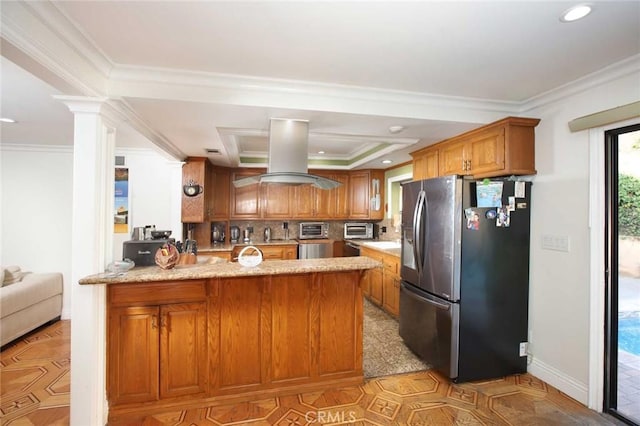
413,190,426,276
402,282,451,310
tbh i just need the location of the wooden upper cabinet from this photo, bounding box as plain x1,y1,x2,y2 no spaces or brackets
230,170,262,219
181,158,209,223
413,116,539,180
348,171,370,219
262,184,294,218
411,147,439,181
295,171,350,219
209,167,230,220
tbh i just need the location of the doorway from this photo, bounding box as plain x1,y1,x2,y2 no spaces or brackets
604,124,640,425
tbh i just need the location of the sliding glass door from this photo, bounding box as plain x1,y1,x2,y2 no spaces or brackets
604,124,640,425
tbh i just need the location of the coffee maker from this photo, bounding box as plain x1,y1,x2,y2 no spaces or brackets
211,223,225,244
229,225,240,243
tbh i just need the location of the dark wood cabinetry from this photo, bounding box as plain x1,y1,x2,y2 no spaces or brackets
181,158,210,223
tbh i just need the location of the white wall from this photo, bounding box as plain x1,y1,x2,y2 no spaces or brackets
523,71,640,403
0,144,182,320
0,145,74,318
111,148,183,261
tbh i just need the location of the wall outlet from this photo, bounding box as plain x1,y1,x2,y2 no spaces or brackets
519,342,528,357
541,234,570,252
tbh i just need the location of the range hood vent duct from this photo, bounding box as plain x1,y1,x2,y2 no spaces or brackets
233,119,342,190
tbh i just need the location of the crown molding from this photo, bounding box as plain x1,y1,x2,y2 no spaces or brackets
0,143,73,154
109,64,518,124
520,54,640,113
0,0,112,96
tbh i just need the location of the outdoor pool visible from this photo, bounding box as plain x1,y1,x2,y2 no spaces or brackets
619,314,640,356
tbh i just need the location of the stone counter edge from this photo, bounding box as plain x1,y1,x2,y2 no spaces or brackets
80,256,381,285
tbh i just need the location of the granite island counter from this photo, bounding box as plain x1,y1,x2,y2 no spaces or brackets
80,256,381,422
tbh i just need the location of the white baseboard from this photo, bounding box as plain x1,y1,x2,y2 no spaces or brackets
528,358,589,405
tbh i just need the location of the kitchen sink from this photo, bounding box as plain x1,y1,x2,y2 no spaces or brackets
362,241,401,249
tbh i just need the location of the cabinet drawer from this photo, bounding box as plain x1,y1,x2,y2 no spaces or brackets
109,280,207,306
383,253,399,275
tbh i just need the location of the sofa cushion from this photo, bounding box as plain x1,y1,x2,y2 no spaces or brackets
2,265,24,287
0,273,63,318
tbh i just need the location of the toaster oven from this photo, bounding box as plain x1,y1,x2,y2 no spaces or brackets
298,222,329,239
344,222,374,239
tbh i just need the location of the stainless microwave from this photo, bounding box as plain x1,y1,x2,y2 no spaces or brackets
344,222,374,239
299,222,329,239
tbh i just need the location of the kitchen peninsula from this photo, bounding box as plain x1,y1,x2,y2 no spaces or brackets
79,256,379,421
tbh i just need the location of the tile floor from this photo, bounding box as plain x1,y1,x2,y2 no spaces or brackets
617,349,640,423
362,299,429,378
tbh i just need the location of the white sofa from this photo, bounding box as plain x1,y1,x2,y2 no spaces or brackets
0,266,63,347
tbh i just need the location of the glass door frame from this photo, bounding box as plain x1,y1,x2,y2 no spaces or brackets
603,123,640,425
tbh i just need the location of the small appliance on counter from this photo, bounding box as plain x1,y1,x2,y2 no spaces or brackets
123,238,175,266
263,227,271,242
229,226,240,243
344,222,375,240
211,223,225,244
299,222,329,239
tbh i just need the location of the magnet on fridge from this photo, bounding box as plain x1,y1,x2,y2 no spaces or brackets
517,202,528,209
485,209,497,220
496,207,511,228
467,210,480,230
508,196,516,211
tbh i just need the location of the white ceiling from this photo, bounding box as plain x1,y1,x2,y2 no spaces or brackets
1,1,639,169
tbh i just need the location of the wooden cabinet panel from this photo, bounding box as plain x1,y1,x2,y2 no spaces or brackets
382,253,400,317
230,171,261,219
108,306,160,405
331,173,350,218
415,117,539,180
438,140,467,176
231,244,297,261
349,171,370,219
217,277,266,388
271,275,313,381
199,251,231,261
181,158,209,223
160,302,207,399
318,271,362,375
412,148,439,181
360,247,383,306
210,167,230,219
293,185,316,218
361,247,399,316
468,127,505,175
263,184,294,218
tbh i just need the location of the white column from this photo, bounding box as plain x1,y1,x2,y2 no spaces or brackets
57,96,113,426
168,160,185,239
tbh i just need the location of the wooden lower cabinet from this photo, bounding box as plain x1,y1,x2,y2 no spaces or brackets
230,244,297,261
107,282,208,406
106,272,363,418
360,247,400,317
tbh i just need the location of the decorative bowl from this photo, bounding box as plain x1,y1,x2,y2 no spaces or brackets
237,246,263,267
151,230,172,239
105,259,135,276
155,243,179,269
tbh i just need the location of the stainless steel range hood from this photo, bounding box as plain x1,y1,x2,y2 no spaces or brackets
232,119,342,190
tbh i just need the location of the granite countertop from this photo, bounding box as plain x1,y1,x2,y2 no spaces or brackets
346,239,401,257
79,256,381,285
199,239,299,253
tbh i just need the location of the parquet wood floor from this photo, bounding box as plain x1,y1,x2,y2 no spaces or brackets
0,320,622,425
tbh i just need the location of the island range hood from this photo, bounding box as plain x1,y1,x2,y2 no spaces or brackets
232,119,342,190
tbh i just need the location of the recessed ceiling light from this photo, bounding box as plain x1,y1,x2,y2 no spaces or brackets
317,150,325,154
381,159,392,164
388,125,405,134
0,117,16,123
560,4,592,22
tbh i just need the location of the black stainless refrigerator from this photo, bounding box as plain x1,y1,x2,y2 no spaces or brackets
399,175,531,383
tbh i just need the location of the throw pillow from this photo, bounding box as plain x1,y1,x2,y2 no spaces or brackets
2,265,23,287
